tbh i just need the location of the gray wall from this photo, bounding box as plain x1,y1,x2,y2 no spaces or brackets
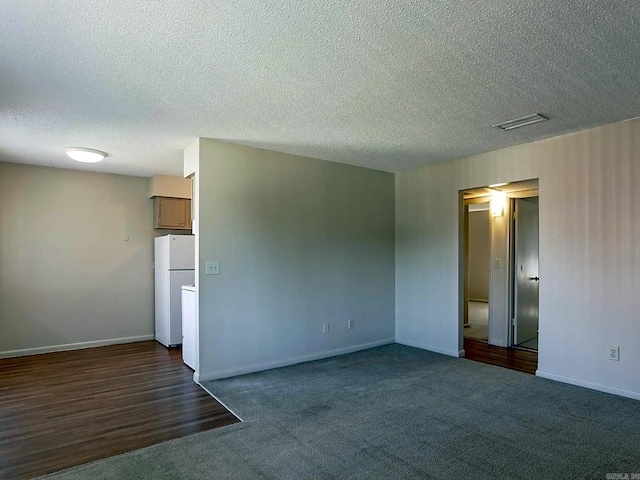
468,210,490,301
191,139,395,381
0,162,155,356
396,118,640,400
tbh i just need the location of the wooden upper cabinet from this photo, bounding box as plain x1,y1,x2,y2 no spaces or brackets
154,197,191,230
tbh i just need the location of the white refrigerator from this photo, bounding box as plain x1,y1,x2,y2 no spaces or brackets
154,234,195,347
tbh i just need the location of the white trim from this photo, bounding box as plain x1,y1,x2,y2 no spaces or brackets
196,338,395,382
195,378,244,422
395,338,463,358
536,370,640,401
0,335,155,359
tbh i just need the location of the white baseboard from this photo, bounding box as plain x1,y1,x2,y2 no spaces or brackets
0,335,155,359
196,338,395,382
536,370,640,401
396,338,463,358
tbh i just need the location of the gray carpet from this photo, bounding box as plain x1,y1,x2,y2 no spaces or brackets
44,344,640,479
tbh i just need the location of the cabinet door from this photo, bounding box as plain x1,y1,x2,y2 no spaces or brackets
186,199,192,228
157,197,189,229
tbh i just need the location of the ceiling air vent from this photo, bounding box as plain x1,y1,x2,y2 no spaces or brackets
492,113,549,131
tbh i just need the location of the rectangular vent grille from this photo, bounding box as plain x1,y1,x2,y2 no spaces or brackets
493,113,549,131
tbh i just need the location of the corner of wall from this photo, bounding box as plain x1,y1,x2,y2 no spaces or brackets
183,139,200,178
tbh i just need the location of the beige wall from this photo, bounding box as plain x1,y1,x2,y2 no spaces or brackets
396,117,640,399
468,210,490,301
0,162,155,356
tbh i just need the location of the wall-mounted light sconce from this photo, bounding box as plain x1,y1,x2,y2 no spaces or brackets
491,191,506,217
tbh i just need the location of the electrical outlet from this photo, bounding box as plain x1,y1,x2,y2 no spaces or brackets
347,320,354,330
322,323,329,334
608,346,620,361
205,260,220,275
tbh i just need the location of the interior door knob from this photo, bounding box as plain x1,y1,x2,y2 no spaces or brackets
529,276,539,281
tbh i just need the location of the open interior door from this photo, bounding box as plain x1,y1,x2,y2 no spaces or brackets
514,197,539,346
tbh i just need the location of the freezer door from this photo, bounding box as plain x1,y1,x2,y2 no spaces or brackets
167,270,195,345
168,235,195,270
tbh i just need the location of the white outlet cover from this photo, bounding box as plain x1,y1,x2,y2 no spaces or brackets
205,260,220,275
608,346,620,361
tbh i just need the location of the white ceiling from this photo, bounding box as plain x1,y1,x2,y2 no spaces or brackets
2,1,640,177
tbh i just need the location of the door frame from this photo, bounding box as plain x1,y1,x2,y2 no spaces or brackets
459,182,539,353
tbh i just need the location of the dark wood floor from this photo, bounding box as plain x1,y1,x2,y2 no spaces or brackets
0,341,239,479
463,337,538,374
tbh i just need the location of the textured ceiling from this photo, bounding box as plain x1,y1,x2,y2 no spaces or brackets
2,1,640,177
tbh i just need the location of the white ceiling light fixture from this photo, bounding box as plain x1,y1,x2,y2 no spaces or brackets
65,147,107,163
493,113,549,131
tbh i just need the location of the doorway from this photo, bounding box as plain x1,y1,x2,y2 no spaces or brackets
460,179,540,372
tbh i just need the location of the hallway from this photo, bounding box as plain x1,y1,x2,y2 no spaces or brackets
464,301,488,341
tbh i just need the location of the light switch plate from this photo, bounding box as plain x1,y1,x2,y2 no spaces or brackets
205,260,220,275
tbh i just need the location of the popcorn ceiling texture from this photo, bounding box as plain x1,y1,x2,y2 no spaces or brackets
1,1,640,176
